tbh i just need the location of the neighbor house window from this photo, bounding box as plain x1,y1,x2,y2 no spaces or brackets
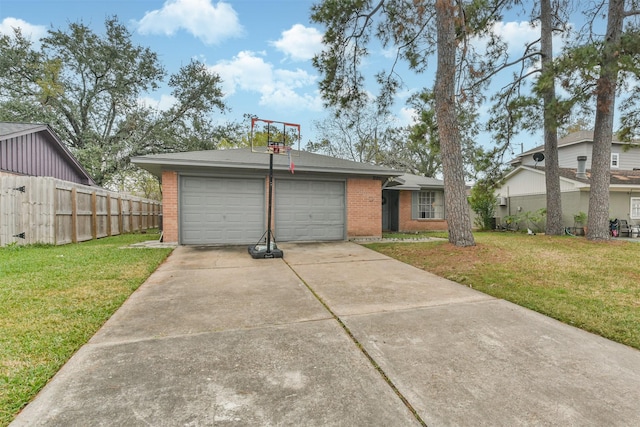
611,153,620,168
631,198,640,220
412,191,444,219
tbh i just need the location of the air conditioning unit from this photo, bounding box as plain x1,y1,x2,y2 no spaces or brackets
497,197,508,206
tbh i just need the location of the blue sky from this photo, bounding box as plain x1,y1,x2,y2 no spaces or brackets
0,0,586,153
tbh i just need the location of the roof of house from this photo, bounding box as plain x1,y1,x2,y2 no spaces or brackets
384,173,444,190
0,122,95,186
0,122,50,139
511,131,640,165
504,165,640,187
132,148,402,178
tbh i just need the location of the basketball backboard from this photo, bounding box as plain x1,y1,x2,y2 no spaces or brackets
250,117,301,155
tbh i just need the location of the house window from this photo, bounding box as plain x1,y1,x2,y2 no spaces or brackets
412,191,444,219
611,153,620,168
631,198,640,220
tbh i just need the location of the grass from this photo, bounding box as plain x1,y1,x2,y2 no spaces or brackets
366,232,640,350
0,232,173,426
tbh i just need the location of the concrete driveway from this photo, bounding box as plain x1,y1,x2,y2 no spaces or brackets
11,242,640,426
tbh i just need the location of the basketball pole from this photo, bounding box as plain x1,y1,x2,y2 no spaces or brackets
265,129,274,256
248,118,298,259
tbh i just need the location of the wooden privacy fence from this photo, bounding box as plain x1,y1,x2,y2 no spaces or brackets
0,175,161,247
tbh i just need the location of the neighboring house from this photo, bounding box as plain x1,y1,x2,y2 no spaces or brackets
132,148,402,245
382,173,448,232
496,131,640,228
0,122,94,185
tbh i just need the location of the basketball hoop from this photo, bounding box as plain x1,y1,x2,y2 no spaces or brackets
250,117,301,155
248,118,301,259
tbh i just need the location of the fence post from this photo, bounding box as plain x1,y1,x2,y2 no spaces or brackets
118,196,123,235
91,191,97,240
129,198,133,232
106,193,112,237
71,187,77,243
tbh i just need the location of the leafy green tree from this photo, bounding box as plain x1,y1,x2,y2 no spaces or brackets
469,180,497,231
0,17,228,186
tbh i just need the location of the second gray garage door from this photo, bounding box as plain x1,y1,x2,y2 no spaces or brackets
180,176,264,245
275,179,345,241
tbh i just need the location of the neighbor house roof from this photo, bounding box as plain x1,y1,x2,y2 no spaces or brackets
384,173,444,190
503,165,640,188
132,148,402,178
0,122,50,139
0,122,95,186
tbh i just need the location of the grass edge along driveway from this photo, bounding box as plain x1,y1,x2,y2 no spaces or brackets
366,232,640,351
0,232,172,427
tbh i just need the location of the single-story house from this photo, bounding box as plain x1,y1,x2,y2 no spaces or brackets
382,173,448,232
132,148,403,245
0,122,95,185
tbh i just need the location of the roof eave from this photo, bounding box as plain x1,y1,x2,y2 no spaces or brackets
131,157,401,178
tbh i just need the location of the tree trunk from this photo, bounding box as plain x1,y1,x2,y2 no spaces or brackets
435,0,475,247
541,0,563,235
587,0,624,241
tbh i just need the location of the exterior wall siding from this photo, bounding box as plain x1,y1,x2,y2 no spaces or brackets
346,177,382,238
520,142,640,171
495,191,590,230
0,131,89,185
497,169,580,198
161,171,179,243
614,146,640,170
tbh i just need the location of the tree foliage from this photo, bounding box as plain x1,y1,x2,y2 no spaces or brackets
0,17,231,186
469,179,497,230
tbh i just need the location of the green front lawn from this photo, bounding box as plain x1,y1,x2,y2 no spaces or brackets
0,233,172,426
367,232,640,350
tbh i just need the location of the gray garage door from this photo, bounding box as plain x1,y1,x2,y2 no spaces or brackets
180,176,264,245
275,179,345,241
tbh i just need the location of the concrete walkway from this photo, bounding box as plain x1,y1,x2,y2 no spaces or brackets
11,242,640,426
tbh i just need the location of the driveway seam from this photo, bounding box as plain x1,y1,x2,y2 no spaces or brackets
337,296,498,319
283,257,428,427
88,317,338,348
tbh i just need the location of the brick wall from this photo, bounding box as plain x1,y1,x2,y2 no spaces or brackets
161,171,179,243
398,191,448,232
347,177,382,238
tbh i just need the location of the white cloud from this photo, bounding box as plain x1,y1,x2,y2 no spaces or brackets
138,94,177,111
475,20,568,58
0,17,47,43
490,21,540,55
210,50,322,111
210,51,273,96
135,0,243,45
397,107,418,126
271,24,323,61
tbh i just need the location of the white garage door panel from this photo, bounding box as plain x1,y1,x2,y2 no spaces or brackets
275,180,345,241
180,176,264,245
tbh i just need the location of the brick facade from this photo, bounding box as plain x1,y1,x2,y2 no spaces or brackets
346,177,382,238
397,191,448,232
161,171,178,243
